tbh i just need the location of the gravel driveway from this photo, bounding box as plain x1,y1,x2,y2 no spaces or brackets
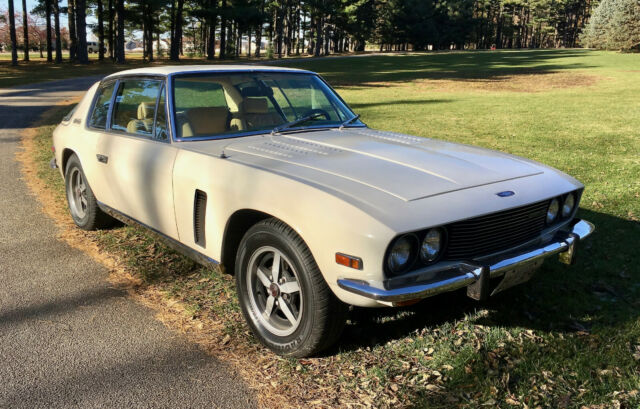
0,78,256,408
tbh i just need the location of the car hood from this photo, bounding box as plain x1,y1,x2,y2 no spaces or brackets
203,128,545,202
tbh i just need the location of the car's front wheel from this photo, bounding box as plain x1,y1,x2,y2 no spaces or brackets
64,154,114,230
235,218,347,357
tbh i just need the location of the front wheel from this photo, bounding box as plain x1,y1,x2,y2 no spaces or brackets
235,218,347,357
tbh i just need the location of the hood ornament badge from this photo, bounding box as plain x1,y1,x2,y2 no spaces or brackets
496,191,515,197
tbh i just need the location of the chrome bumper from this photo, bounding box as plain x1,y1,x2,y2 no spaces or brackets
337,219,594,305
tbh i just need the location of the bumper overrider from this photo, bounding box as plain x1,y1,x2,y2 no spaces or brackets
338,218,594,306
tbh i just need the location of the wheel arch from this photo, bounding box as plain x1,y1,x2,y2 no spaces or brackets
221,209,289,275
61,148,77,175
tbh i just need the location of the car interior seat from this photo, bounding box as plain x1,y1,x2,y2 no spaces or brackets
239,97,282,130
178,107,231,138
126,102,155,134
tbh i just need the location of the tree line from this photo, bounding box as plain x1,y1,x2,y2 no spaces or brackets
2,0,603,67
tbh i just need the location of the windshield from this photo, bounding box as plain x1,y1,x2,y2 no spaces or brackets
171,72,362,139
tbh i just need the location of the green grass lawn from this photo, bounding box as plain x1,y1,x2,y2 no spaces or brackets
29,50,640,408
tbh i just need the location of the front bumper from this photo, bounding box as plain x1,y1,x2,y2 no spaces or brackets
337,218,594,305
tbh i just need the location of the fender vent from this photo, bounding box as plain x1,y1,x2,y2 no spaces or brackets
194,190,207,247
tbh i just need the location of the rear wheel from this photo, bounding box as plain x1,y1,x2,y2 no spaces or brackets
64,154,114,230
235,218,347,357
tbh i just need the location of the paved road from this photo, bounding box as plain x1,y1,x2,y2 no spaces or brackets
0,78,256,408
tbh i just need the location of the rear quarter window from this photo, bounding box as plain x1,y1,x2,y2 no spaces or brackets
89,81,116,129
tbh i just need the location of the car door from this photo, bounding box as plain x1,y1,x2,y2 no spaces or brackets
95,78,180,240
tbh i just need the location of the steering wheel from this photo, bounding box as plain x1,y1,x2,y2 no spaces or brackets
301,108,331,121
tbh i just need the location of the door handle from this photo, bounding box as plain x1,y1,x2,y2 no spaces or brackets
96,154,109,164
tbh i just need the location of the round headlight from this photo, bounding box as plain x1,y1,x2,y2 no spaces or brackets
562,193,575,218
387,235,417,273
420,228,443,262
546,198,560,224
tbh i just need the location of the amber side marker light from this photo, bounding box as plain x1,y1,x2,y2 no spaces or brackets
336,253,363,270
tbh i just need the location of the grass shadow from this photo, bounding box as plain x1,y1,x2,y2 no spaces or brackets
286,50,599,88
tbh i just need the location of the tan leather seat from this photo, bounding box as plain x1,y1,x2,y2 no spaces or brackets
240,98,282,130
126,102,155,134
179,107,230,137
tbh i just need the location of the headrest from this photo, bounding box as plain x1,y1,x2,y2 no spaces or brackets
185,107,229,135
242,98,268,114
138,102,153,120
241,86,273,98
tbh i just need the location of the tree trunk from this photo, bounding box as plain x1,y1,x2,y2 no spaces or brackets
237,26,241,57
284,4,290,57
21,0,28,61
8,0,18,65
97,0,104,60
207,14,216,59
108,0,113,59
296,3,301,55
115,0,125,63
170,0,175,48
68,0,77,60
255,24,262,57
170,0,184,61
314,15,321,56
219,0,226,58
146,4,153,62
45,0,52,61
75,0,88,63
53,0,61,62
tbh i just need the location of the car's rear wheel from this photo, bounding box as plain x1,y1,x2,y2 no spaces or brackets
235,218,347,357
64,154,114,230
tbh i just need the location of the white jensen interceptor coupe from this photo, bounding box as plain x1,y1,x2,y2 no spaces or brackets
52,66,594,357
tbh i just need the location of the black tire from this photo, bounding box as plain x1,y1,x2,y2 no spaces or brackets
64,154,114,230
235,218,347,357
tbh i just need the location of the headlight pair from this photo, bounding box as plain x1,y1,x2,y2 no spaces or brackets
546,192,577,225
387,228,445,274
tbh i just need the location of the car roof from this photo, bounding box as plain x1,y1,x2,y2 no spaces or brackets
104,65,313,79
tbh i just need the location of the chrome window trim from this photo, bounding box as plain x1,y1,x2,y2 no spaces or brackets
172,123,367,142
110,77,165,139
85,79,118,131
85,75,171,144
166,70,364,143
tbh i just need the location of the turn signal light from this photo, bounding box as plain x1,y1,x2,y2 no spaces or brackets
336,253,363,270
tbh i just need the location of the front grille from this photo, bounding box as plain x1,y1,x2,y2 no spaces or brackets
444,200,549,260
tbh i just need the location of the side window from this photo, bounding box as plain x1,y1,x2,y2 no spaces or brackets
89,81,116,129
111,79,162,136
154,86,168,141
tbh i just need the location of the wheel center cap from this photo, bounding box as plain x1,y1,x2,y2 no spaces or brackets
269,283,280,298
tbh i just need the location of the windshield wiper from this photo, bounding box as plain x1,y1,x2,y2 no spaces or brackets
271,112,325,135
339,114,361,130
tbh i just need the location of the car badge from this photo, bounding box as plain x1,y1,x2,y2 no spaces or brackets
496,191,515,197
